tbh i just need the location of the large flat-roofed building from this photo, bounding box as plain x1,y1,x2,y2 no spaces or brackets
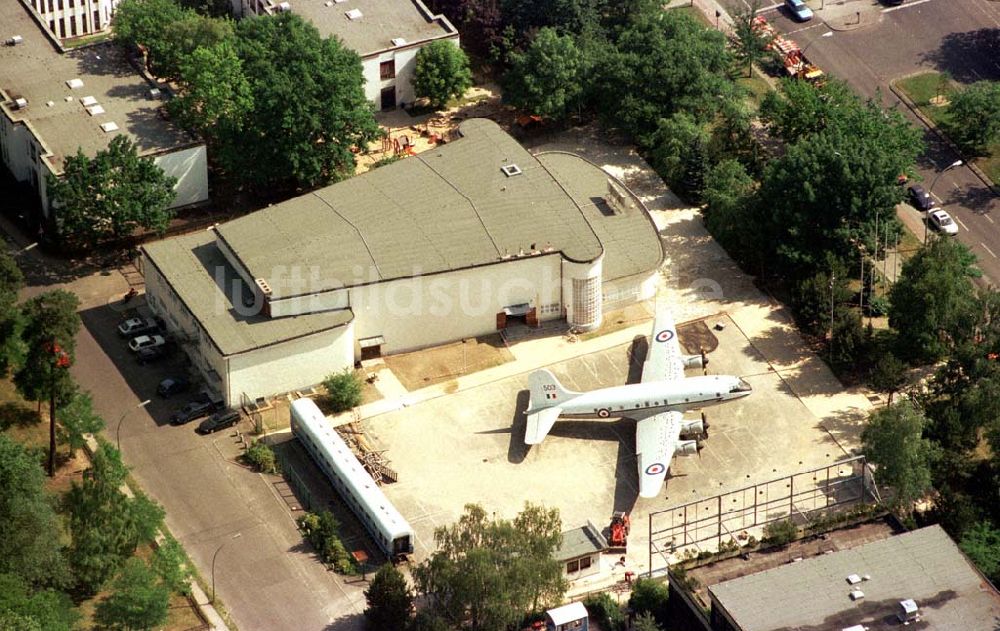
0,0,208,231
671,523,1000,631
141,119,662,406
237,0,458,110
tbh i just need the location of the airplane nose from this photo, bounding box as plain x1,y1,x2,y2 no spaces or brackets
731,378,752,394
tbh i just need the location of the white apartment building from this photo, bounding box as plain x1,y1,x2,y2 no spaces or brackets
22,0,117,41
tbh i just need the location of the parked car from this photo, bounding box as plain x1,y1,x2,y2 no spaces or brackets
197,409,241,434
136,346,169,365
928,209,959,236
170,400,214,426
128,334,166,352
118,317,159,338
785,0,814,21
157,377,190,398
907,185,935,212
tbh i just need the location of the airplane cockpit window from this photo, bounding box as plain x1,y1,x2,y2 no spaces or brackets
730,379,752,393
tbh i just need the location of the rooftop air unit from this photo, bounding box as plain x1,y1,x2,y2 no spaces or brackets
391,37,407,46
80,95,97,107
345,8,362,19
66,78,84,89
7,35,24,46
87,105,105,116
100,121,119,133
500,164,522,177
849,590,864,601
149,88,161,99
896,599,919,623
13,97,27,110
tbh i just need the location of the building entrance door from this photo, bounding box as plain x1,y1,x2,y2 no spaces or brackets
380,86,396,110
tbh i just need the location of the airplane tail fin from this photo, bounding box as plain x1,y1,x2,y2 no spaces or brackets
526,369,576,412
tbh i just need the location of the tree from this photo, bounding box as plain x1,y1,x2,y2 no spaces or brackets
731,0,772,77
594,10,732,142
94,558,170,631
48,136,177,249
945,81,1000,155
113,0,189,53
868,353,907,403
0,436,69,588
0,573,77,631
503,28,585,121
167,40,253,144
647,112,711,202
178,0,230,17
225,13,380,189
155,12,235,81
629,577,669,628
633,612,663,631
862,401,939,512
58,391,104,456
889,237,978,363
365,564,413,630
414,40,473,109
150,536,191,595
959,521,1000,585
0,249,23,377
408,609,452,631
702,159,758,265
413,503,565,631
14,290,80,476
244,440,278,473
323,369,363,412
582,592,625,631
763,519,798,546
65,443,165,595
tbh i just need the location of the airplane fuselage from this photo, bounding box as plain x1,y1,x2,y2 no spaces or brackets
552,375,752,420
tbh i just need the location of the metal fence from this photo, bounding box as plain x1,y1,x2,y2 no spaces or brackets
648,456,878,572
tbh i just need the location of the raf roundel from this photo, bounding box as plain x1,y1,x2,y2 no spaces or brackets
655,329,675,343
645,462,666,476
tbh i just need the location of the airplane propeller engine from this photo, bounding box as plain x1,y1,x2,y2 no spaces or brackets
675,439,701,456
682,348,709,370
680,411,710,438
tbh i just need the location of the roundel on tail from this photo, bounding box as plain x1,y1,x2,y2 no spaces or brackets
645,462,666,476
655,329,675,343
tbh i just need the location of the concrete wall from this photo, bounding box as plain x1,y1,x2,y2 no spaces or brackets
226,320,354,404
349,253,563,355
153,144,209,209
603,271,658,313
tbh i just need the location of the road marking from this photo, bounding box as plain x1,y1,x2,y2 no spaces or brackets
787,23,822,35
956,217,969,232
986,215,995,225
758,2,785,12
821,30,834,37
982,243,997,259
931,192,943,204
881,0,933,12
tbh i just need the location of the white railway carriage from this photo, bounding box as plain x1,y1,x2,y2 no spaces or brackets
290,398,414,559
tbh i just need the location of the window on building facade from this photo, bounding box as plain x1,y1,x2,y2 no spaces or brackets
566,560,579,573
579,556,591,570
69,15,76,35
68,0,73,9
57,0,62,10
93,9,99,29
380,60,395,80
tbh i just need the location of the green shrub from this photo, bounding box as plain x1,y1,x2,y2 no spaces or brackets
763,519,798,547
629,577,670,628
322,369,363,412
244,441,278,473
583,592,625,631
296,510,356,573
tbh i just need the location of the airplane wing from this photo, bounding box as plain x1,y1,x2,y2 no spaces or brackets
524,406,562,445
642,304,685,383
636,412,682,498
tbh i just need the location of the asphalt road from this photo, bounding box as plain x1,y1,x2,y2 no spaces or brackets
730,0,1000,282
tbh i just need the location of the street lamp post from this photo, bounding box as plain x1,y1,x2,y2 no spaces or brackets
212,532,242,605
115,399,151,450
924,159,964,243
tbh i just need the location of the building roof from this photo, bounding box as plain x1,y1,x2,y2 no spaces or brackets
216,118,660,300
545,601,588,626
555,521,609,562
0,0,196,173
709,525,1000,631
274,0,455,58
142,230,353,356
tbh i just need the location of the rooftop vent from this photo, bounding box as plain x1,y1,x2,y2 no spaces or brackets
276,1,291,10
66,78,84,89
46,101,54,107
849,590,864,601
149,88,161,99
345,8,362,19
80,95,97,107
896,599,919,623
846,574,862,585
391,37,407,46
255,278,272,296
13,97,28,110
87,105,105,116
99,121,119,133
64,96,73,102
500,164,522,177
6,35,24,46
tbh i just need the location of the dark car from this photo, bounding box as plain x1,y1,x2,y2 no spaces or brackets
136,345,169,365
907,185,935,212
157,377,190,398
197,409,241,434
170,400,214,426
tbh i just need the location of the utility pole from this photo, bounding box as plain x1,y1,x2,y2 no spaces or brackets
829,271,836,362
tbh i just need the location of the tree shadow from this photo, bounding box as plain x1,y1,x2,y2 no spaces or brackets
322,612,366,631
944,184,999,216
0,401,40,431
68,42,142,80
918,28,1000,84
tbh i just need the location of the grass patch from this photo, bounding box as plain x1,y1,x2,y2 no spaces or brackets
576,304,652,342
62,32,111,49
737,71,773,107
384,335,513,391
896,72,1000,185
673,4,713,27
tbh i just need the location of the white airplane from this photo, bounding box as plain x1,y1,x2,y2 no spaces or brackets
523,305,753,498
